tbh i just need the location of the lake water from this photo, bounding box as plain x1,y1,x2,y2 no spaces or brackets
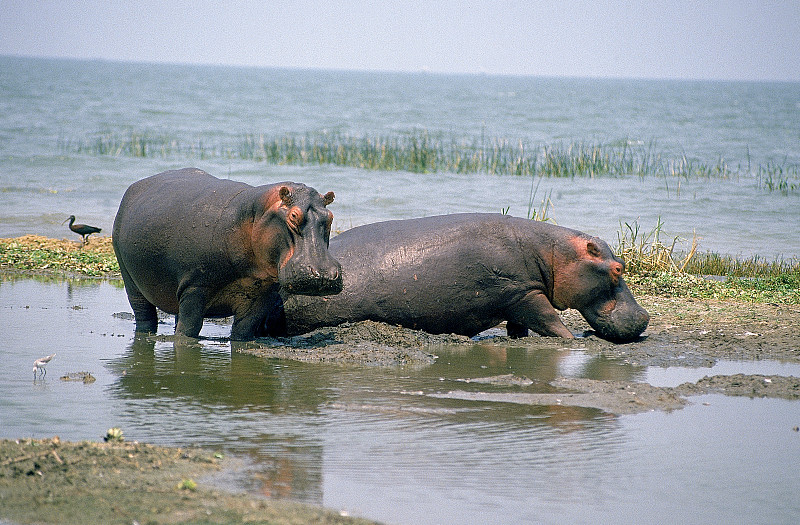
1,56,800,523
2,276,800,524
0,55,798,258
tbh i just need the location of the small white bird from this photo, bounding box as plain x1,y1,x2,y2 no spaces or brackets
33,353,55,378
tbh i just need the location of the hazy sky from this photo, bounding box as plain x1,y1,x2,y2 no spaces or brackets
2,0,799,81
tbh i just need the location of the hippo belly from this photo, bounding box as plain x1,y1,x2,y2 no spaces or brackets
113,168,342,340
267,213,649,342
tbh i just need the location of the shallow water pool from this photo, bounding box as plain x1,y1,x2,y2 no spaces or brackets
1,276,799,524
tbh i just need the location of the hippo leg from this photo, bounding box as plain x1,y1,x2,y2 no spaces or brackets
230,290,280,341
120,265,158,333
175,286,208,338
230,313,263,341
506,322,529,338
506,291,574,339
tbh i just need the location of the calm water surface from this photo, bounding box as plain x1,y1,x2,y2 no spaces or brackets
2,277,799,524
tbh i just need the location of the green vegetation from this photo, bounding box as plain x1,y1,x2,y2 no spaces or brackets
0,235,119,277
615,219,799,304
60,130,799,191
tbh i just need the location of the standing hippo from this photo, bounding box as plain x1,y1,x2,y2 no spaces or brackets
265,213,649,342
113,168,342,340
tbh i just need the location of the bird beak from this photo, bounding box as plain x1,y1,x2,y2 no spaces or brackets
61,218,69,225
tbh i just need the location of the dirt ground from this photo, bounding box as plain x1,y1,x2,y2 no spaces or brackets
0,437,377,525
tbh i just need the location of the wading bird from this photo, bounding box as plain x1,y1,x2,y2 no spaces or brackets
33,353,55,378
63,215,102,244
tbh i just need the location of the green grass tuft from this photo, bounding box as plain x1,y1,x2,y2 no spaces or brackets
615,219,799,304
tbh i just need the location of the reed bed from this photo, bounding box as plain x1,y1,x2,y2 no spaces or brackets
615,218,800,278
615,218,697,275
681,252,800,279
61,130,799,188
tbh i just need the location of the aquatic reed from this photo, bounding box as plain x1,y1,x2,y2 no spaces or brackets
616,219,799,279
61,130,800,187
615,218,697,275
682,252,800,279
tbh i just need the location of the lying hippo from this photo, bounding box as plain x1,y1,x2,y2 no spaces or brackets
113,168,342,340
265,213,649,342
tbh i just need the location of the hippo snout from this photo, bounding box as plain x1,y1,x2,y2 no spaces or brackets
279,259,343,296
590,304,650,343
580,281,650,343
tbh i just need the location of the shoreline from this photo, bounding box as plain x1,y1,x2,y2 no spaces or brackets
2,234,798,303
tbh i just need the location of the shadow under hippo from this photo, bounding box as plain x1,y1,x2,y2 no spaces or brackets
265,213,649,343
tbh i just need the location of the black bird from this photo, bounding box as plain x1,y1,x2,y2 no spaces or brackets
63,215,102,244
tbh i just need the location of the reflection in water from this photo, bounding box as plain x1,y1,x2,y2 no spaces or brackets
109,336,329,409
107,335,330,503
104,334,643,508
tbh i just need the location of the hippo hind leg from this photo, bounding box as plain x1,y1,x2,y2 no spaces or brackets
120,264,158,333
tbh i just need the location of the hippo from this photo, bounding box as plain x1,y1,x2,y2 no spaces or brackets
265,213,649,342
112,168,342,340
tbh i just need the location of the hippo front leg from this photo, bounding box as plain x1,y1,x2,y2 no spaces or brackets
175,286,208,338
229,289,281,341
506,290,574,339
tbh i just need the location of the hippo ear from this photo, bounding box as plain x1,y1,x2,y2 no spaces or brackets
586,240,602,258
279,186,293,207
322,191,335,206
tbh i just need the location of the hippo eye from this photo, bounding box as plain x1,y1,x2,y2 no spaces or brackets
287,207,304,233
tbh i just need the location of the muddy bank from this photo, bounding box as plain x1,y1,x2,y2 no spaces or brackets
229,295,800,413
237,320,463,366
422,374,800,415
676,373,800,399
0,437,376,525
428,376,689,414
237,295,800,367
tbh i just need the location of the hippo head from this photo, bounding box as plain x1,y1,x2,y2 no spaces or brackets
259,183,343,296
553,235,649,343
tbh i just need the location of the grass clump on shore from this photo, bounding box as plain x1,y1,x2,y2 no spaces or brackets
0,235,118,277
61,130,800,190
615,219,800,304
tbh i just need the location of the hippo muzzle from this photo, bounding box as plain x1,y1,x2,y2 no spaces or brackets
279,245,343,296
579,279,650,343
